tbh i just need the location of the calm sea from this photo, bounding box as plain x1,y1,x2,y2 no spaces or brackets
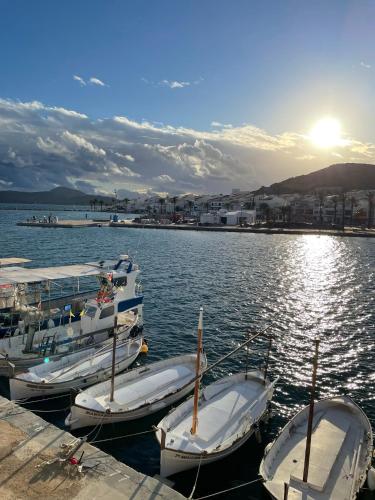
1,206,374,499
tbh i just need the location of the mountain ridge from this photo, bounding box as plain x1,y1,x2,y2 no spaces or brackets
0,186,113,205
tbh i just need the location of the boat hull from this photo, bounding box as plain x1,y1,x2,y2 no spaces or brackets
66,378,196,430
259,396,373,500
0,323,137,376
9,344,141,400
160,421,259,477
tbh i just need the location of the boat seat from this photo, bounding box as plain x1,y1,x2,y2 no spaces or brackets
290,415,350,492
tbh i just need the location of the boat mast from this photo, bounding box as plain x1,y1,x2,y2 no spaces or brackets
110,315,118,402
263,335,273,381
302,337,320,483
191,307,203,435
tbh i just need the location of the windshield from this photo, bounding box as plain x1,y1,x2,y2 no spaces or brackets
84,306,97,318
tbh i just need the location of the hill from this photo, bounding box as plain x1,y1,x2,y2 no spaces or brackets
255,163,375,195
0,187,113,205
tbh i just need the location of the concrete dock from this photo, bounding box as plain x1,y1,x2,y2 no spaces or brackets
110,222,375,238
17,220,110,228
0,396,184,500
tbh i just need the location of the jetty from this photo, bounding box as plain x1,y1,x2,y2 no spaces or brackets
17,219,110,228
0,395,184,500
110,222,375,238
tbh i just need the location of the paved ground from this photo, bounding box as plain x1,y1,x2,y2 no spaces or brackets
0,396,184,500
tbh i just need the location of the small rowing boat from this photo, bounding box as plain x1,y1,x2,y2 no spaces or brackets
157,369,277,477
9,336,143,400
259,396,373,499
65,352,207,430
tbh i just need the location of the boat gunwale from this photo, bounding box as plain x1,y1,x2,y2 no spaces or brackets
157,369,274,455
71,353,208,416
259,395,374,496
11,338,143,388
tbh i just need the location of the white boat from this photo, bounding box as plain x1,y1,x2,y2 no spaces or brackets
259,396,373,499
9,336,143,400
0,255,143,375
156,370,277,477
66,353,207,430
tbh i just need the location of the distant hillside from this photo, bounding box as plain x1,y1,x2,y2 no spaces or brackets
255,163,375,195
0,187,113,205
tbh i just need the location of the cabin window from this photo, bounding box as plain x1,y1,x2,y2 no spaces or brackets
113,276,127,287
85,306,97,318
99,305,114,320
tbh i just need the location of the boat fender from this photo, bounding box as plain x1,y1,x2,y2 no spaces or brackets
141,339,149,354
255,423,262,443
368,467,375,491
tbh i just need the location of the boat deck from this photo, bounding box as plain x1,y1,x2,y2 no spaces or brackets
265,404,369,499
167,379,265,454
84,365,195,412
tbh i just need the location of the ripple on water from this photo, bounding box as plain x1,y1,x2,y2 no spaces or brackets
1,209,374,498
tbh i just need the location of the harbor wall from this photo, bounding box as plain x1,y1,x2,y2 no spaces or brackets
0,395,184,500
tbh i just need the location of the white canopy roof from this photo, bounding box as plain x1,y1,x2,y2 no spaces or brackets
0,264,102,285
0,257,31,267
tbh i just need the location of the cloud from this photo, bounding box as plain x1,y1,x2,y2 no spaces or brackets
1,97,375,195
73,75,86,86
142,77,202,89
360,61,371,69
160,79,190,89
89,77,107,87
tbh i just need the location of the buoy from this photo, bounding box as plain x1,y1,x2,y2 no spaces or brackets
368,467,375,491
141,339,149,353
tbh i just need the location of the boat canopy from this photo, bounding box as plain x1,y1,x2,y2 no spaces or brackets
0,258,31,267
0,264,103,286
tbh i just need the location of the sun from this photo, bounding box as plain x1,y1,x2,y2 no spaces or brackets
309,117,343,148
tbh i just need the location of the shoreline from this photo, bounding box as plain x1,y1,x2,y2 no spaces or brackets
110,222,375,238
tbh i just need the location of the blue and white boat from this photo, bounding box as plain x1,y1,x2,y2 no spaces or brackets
0,255,143,375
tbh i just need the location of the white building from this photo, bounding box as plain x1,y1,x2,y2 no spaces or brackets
200,209,256,226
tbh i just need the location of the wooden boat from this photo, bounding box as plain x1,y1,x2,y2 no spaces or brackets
9,336,143,400
259,396,373,499
65,352,207,430
157,369,277,477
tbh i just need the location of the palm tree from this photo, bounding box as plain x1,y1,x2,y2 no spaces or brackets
318,192,325,225
341,192,346,230
259,202,270,223
367,191,374,229
159,197,165,215
123,198,130,213
89,200,93,211
99,200,103,212
170,196,178,218
93,198,97,211
349,196,357,227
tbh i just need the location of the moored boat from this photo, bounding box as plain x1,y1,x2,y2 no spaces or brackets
259,396,373,499
0,255,143,375
157,369,277,477
9,335,144,400
65,352,207,430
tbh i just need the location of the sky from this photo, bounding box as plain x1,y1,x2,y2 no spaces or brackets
1,0,375,197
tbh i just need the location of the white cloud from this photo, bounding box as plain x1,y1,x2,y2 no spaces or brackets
115,152,135,162
154,174,175,183
160,79,190,89
360,61,371,69
73,75,86,86
1,97,375,195
89,77,107,87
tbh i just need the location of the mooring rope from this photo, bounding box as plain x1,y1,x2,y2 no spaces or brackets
89,427,157,445
192,477,264,499
188,453,204,499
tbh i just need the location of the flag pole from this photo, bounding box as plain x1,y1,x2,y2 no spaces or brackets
191,307,203,435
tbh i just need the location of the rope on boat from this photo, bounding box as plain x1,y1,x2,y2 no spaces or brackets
89,427,157,444
15,393,69,405
188,453,204,499
30,405,71,413
192,477,264,499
